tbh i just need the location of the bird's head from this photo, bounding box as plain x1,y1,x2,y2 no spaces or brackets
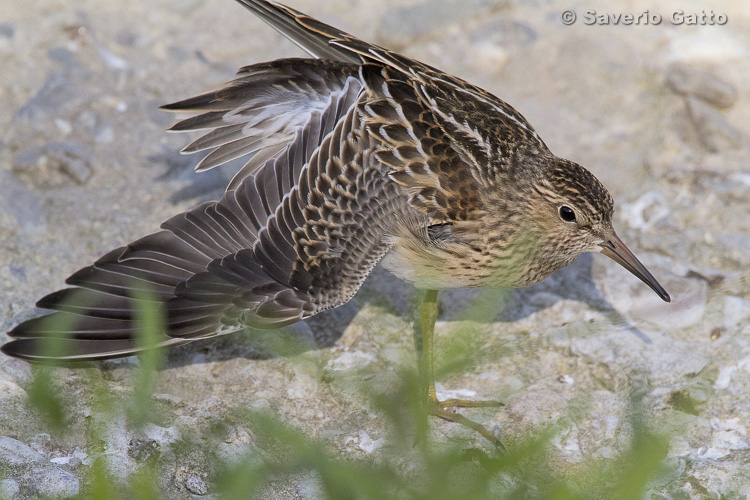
525,157,670,302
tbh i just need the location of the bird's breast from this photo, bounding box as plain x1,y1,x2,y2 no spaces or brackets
379,232,532,290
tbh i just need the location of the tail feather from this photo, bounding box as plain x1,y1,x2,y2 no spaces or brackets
35,289,141,319
8,314,136,340
1,220,237,360
0,336,194,362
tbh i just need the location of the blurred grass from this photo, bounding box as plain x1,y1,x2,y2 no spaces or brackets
15,286,677,500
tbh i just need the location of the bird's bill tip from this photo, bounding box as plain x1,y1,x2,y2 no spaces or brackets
599,232,671,303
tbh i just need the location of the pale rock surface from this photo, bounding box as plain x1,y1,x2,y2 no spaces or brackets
1,1,749,498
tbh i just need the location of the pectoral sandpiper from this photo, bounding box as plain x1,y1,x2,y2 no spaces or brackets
2,0,670,446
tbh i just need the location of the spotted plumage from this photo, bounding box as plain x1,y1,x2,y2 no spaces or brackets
2,0,668,368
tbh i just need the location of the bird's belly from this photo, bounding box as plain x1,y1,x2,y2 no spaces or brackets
380,244,519,290
378,228,565,290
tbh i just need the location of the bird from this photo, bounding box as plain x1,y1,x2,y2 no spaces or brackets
1,0,670,446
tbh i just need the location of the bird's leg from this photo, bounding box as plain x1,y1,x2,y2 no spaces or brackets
415,289,504,448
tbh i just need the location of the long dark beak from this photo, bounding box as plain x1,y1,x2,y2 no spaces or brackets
600,232,671,302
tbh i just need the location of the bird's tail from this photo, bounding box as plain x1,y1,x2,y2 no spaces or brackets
1,221,234,361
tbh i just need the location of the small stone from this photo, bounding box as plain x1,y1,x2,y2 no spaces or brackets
470,42,510,72
141,424,181,446
468,19,536,72
714,366,736,390
708,418,750,455
32,467,79,499
0,479,20,499
185,474,208,495
250,398,271,411
12,141,94,187
357,430,385,453
152,393,182,405
434,382,476,401
621,191,670,231
551,423,582,462
0,436,44,467
729,172,750,188
620,272,706,330
0,358,32,386
0,379,26,403
55,118,73,135
95,43,129,70
666,63,739,108
664,29,744,64
325,351,376,371
685,97,742,152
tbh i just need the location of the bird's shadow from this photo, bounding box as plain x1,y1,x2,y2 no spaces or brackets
143,156,648,369
159,253,648,370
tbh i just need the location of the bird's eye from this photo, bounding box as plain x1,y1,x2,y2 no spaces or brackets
559,205,576,222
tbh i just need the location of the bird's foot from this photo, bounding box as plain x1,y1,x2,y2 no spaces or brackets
437,398,504,409
428,398,505,449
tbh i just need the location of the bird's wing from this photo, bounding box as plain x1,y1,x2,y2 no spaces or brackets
2,62,409,360
232,0,362,63
159,0,439,186
233,0,437,80
355,63,490,232
170,75,411,334
232,1,546,225
160,59,360,187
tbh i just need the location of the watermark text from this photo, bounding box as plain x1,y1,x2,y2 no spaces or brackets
560,10,728,26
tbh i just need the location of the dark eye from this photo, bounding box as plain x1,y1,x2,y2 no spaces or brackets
559,205,576,222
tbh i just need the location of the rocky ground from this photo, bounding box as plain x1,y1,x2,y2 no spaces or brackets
1,0,749,498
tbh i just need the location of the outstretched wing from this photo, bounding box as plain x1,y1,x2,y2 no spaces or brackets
160,59,360,188
232,0,546,225
1,59,409,361
173,80,411,335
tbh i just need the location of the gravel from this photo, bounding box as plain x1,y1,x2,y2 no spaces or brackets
31,467,80,499
666,62,740,109
1,1,750,499
0,436,43,467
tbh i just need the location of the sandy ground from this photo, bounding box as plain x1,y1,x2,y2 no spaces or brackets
1,0,750,498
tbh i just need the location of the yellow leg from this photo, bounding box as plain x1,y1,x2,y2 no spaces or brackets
415,289,504,448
